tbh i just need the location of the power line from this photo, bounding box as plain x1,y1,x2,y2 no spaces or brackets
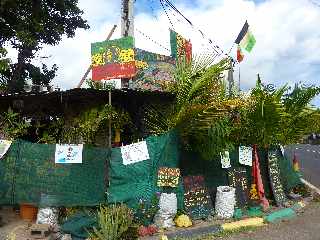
162,0,231,59
135,28,171,52
159,0,175,30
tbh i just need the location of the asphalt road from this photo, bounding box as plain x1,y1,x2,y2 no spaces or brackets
285,144,320,187
223,202,320,240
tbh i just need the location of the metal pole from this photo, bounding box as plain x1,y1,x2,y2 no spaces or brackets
76,24,117,88
238,65,241,92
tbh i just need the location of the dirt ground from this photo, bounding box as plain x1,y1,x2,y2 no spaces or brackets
0,207,30,240
222,202,320,240
1,202,320,240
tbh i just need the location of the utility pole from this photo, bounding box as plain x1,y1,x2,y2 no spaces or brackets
121,0,134,39
121,0,135,88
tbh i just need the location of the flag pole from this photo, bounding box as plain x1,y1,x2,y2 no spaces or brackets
227,42,235,55
238,65,241,92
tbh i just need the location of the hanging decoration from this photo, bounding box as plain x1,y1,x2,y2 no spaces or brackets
293,153,300,172
121,141,150,165
55,144,83,164
184,187,213,220
228,167,249,208
268,148,287,206
234,21,256,62
251,145,270,210
91,36,136,80
157,167,180,187
220,151,231,169
239,146,253,166
0,140,12,159
170,30,192,63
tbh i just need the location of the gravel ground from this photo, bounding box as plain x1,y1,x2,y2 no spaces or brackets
221,202,320,240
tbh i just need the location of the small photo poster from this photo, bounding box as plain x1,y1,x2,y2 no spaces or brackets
239,146,253,166
55,144,83,164
121,141,150,165
220,151,231,168
0,140,12,159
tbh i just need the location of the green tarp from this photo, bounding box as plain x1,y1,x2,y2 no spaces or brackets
0,133,301,209
0,140,107,207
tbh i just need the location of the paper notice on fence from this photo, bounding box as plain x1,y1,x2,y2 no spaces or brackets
55,144,83,164
0,140,12,159
220,151,231,168
239,146,253,166
121,141,150,165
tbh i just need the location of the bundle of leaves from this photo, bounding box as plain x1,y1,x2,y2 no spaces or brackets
145,56,320,159
145,57,249,159
134,193,160,226
89,204,137,240
37,105,131,145
233,78,320,148
0,108,30,140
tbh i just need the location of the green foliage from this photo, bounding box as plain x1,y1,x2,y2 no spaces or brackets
234,78,320,147
134,194,160,226
0,108,30,140
145,57,246,159
0,0,89,92
86,79,116,91
89,204,135,240
38,105,131,145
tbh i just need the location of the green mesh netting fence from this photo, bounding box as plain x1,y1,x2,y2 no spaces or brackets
107,132,301,210
0,140,107,207
181,146,302,202
107,131,184,210
0,133,301,209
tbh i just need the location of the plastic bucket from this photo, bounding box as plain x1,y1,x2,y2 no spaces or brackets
20,204,38,221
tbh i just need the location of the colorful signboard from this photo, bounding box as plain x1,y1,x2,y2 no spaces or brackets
228,167,249,208
184,187,213,220
268,148,287,206
131,48,175,91
91,36,136,81
170,30,192,63
157,167,180,187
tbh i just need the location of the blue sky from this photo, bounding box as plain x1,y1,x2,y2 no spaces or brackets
34,0,320,106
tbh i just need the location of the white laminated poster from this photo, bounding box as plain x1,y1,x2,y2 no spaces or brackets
121,141,150,165
239,146,253,166
220,151,231,169
55,144,83,164
0,140,12,159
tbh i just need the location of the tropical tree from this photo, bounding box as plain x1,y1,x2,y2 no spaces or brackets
0,0,89,92
232,77,320,148
145,57,247,159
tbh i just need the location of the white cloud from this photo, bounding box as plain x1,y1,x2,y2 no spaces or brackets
35,0,320,95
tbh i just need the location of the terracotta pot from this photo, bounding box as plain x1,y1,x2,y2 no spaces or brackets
20,204,38,221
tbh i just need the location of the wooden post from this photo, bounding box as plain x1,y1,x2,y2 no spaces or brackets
121,0,134,38
121,0,134,88
76,24,117,88
108,90,112,148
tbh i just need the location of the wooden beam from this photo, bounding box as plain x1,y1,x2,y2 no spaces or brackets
76,24,117,88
